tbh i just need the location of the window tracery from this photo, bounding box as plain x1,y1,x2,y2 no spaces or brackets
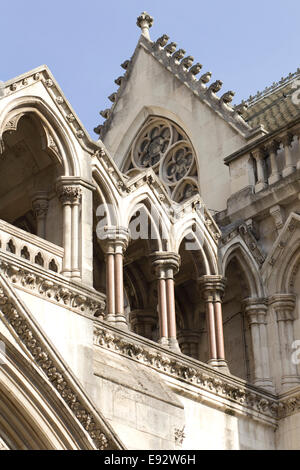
124,117,199,202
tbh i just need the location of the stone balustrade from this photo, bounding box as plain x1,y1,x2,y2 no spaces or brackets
225,122,300,197
0,219,64,273
252,125,300,193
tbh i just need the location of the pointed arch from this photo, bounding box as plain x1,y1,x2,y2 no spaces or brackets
172,219,218,276
125,193,170,252
222,241,265,298
0,96,80,176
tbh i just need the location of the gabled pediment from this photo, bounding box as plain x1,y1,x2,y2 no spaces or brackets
95,34,252,141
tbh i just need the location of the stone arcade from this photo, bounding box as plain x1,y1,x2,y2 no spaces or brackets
0,12,300,449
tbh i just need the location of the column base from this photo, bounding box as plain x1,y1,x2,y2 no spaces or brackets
158,337,170,348
281,375,300,392
255,181,267,193
114,313,129,330
253,378,275,393
104,313,128,330
61,270,72,278
207,359,229,374
282,166,296,178
268,173,281,185
168,337,181,353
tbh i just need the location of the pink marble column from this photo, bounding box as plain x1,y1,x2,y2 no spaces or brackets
205,299,217,360
106,252,115,320
214,299,225,360
199,275,228,372
115,253,124,317
166,278,176,340
151,252,181,351
102,227,130,329
158,278,168,341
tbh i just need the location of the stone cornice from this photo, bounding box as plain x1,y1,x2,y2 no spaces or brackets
93,321,279,425
278,386,300,418
0,274,124,450
0,252,106,318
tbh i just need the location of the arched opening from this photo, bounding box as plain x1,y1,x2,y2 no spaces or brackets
124,205,164,340
0,113,64,247
175,234,209,362
223,255,254,380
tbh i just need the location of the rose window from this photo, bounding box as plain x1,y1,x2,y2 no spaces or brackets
124,117,200,202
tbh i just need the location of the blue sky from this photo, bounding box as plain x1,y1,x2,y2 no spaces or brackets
1,0,300,136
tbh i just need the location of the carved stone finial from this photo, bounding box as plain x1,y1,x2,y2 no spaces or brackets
189,63,202,76
165,42,177,55
208,80,223,94
234,101,248,115
108,93,117,103
155,34,169,48
137,12,153,40
121,60,130,70
200,71,212,84
100,109,110,119
94,125,103,135
221,90,235,104
173,49,186,62
114,76,124,86
181,56,194,70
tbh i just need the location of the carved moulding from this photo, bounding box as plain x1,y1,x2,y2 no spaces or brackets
93,324,279,423
0,256,105,318
278,391,300,418
0,281,119,450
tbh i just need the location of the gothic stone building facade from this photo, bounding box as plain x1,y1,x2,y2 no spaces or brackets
0,13,300,450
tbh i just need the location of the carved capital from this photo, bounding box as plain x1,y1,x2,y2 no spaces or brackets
57,186,81,205
151,251,181,279
269,294,296,322
265,140,280,154
281,132,294,148
251,147,265,161
99,226,130,254
198,275,226,302
32,198,49,218
243,298,268,325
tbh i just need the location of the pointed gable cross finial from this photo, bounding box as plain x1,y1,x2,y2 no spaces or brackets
136,12,153,40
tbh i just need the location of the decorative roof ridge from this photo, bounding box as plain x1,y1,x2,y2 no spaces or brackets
95,18,252,138
239,67,300,108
